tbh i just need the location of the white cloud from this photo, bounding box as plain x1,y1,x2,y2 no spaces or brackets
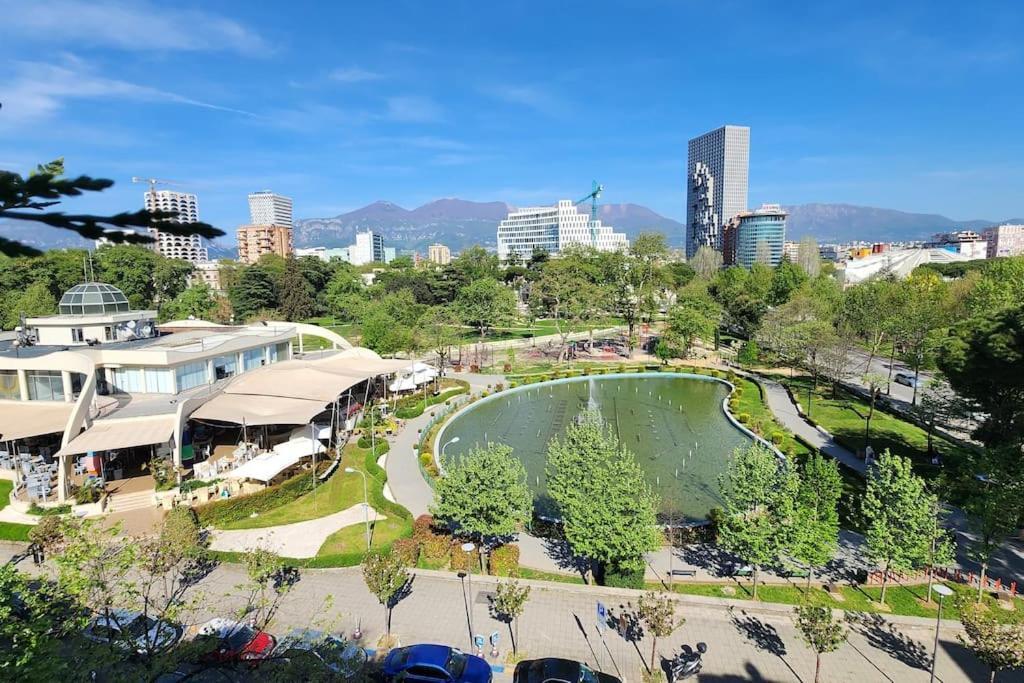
481,83,568,116
1,0,268,55
329,66,384,83
0,58,256,126
385,96,443,123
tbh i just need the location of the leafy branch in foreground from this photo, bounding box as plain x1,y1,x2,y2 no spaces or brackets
0,159,223,257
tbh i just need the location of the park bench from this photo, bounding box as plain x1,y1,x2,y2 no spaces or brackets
669,569,697,578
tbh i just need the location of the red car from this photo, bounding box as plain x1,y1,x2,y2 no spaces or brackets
196,618,277,664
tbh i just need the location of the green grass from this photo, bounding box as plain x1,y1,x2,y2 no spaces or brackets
317,515,408,555
0,479,12,511
732,378,811,458
219,444,382,530
516,567,586,584
0,480,33,541
781,376,975,482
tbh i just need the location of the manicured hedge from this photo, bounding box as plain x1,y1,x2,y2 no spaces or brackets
602,563,645,589
394,381,470,419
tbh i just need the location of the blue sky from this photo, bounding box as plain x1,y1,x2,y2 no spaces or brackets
1,0,1022,233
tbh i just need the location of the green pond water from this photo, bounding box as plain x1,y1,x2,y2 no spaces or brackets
437,374,753,522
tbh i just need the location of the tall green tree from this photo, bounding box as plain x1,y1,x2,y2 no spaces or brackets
861,450,934,603
717,443,798,599
7,281,57,327
939,304,1024,449
962,449,1024,603
546,411,661,582
456,278,517,338
278,257,315,322
666,287,721,358
789,453,842,589
229,265,278,321
419,305,461,379
690,245,722,280
95,244,160,308
159,283,218,322
431,443,532,568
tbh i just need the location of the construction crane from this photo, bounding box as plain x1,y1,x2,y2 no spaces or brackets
130,177,180,194
575,180,604,247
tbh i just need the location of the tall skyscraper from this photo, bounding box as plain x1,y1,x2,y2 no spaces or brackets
144,190,208,263
248,191,293,228
685,125,750,258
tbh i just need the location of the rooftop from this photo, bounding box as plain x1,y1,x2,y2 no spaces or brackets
58,283,130,316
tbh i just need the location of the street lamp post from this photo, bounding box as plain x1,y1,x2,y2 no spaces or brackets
929,583,953,683
462,541,476,652
345,467,371,550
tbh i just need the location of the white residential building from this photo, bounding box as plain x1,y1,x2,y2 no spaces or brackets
144,190,208,263
496,200,629,262
982,224,1024,259
248,191,293,228
686,125,750,258
428,244,452,265
348,231,385,266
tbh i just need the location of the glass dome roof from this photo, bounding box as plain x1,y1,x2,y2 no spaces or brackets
58,283,131,315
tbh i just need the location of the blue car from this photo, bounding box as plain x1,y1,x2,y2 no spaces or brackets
382,644,492,683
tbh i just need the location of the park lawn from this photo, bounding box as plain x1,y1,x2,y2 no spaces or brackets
782,376,975,477
0,480,33,541
732,378,811,458
218,444,381,530
0,479,12,510
315,515,408,557
516,567,586,585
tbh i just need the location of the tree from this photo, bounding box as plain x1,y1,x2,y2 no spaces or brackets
419,305,461,379
716,443,798,599
546,411,661,582
278,257,315,322
159,283,218,322
938,304,1024,449
95,244,160,308
862,373,887,451
797,236,821,278
958,599,1024,683
861,450,933,603
0,158,221,257
456,278,518,338
531,256,603,361
431,444,532,569
789,453,841,590
770,259,808,306
844,279,896,373
923,498,956,604
450,245,500,283
962,450,1024,603
230,266,278,321
491,580,531,654
690,245,722,280
896,271,949,404
794,605,846,683
362,552,411,640
7,281,57,326
666,287,720,358
737,339,760,366
153,257,194,304
0,563,70,676
637,591,683,672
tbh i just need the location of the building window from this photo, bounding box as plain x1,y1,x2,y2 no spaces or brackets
26,371,64,401
144,368,173,393
175,361,208,392
71,328,84,343
213,354,237,380
242,348,265,371
104,326,114,341
0,370,20,400
111,367,144,393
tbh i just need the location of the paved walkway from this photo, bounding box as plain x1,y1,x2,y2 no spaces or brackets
0,541,998,682
208,504,383,558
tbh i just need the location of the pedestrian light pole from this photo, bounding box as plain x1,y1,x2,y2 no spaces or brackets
462,541,477,651
929,583,953,683
345,467,371,550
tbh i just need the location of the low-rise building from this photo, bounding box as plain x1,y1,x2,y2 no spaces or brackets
428,243,452,265
496,200,628,262
192,261,223,291
926,230,988,260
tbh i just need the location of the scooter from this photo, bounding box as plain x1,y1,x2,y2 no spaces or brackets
670,642,707,680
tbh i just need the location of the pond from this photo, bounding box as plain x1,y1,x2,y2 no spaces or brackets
436,373,754,523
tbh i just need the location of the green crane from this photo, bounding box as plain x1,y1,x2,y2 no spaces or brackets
575,180,604,247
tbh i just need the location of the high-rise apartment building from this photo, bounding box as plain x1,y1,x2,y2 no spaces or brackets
248,191,293,228
982,224,1024,258
428,243,452,265
496,200,629,262
144,190,208,263
735,204,787,268
348,231,386,266
685,125,750,258
236,224,294,264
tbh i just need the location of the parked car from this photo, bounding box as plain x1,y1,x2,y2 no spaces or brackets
514,658,620,683
272,628,367,677
82,609,183,654
893,372,919,388
382,644,491,683
196,618,277,664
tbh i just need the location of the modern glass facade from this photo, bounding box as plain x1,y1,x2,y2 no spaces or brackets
0,370,20,400
686,125,750,258
26,371,64,401
735,205,787,268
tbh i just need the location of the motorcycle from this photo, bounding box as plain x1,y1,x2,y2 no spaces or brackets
670,642,707,681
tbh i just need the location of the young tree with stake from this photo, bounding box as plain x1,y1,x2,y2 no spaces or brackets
637,591,683,672
958,599,1024,683
491,580,531,655
794,605,846,683
362,552,411,643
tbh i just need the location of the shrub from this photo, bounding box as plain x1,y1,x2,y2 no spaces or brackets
392,537,420,566
732,386,743,397
74,482,102,505
602,563,645,589
27,503,71,516
180,478,220,493
737,412,751,424
357,436,373,449
495,383,504,392
510,382,518,389
413,514,436,539
770,431,785,446
489,544,520,577
450,543,473,572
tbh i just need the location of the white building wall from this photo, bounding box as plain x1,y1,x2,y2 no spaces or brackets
248,191,293,228
144,190,208,263
497,200,629,261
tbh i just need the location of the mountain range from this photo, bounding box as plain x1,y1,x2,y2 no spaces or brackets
2,199,1020,256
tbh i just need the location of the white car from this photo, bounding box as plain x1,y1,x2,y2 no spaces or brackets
83,609,183,654
893,372,919,388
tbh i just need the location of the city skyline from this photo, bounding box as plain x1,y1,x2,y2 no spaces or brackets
1,1,1022,233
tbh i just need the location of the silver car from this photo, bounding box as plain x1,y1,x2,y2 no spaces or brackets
83,608,183,654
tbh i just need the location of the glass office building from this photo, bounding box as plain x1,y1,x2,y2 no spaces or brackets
735,204,787,268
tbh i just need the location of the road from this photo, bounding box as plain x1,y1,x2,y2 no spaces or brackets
0,542,1002,682
846,347,929,406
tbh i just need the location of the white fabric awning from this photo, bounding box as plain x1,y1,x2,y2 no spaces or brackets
272,435,325,459
0,402,74,441
389,363,438,392
57,415,176,457
225,449,305,483
191,395,328,426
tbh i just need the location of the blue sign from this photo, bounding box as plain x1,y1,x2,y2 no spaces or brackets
474,635,485,649
596,601,607,625
490,632,500,646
